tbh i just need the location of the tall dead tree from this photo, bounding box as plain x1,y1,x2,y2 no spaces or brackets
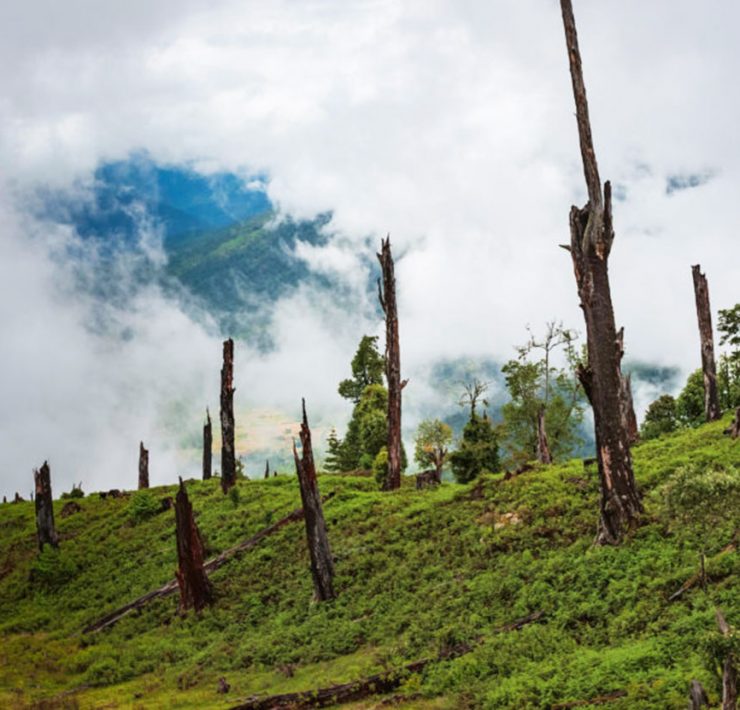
716,609,738,710
220,338,236,493
174,477,213,612
692,265,722,422
203,409,212,480
293,399,335,601
377,236,405,491
536,406,553,465
34,461,58,552
559,0,642,543
138,442,149,490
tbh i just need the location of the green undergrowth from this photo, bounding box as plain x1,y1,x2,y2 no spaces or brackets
1,416,738,708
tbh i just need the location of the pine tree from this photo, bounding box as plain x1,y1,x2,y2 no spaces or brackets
324,428,343,472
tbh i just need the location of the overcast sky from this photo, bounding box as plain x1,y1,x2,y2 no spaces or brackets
1,0,738,497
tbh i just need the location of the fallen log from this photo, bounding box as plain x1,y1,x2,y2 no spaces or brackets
231,611,543,709
82,494,334,634
669,537,737,601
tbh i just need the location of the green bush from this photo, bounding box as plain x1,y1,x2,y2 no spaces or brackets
29,547,77,591
128,490,161,524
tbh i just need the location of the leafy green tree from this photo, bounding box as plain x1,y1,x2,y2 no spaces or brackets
500,322,584,467
640,394,679,440
324,428,342,472
449,382,500,483
414,419,453,476
338,335,385,404
676,369,705,426
718,304,740,409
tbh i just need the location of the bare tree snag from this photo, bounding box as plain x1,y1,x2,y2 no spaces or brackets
221,338,237,493
34,461,58,552
725,408,740,439
620,371,639,445
13,493,24,503
203,409,212,480
559,0,642,544
293,399,335,601
174,477,213,612
377,236,403,491
264,460,270,479
536,406,553,464
138,442,149,490
716,609,738,710
692,265,722,422
689,680,710,709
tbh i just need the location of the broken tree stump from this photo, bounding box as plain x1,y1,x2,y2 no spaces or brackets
221,338,237,493
138,442,149,490
536,406,553,464
716,609,738,710
377,236,403,491
692,265,722,422
725,408,740,440
293,399,335,601
689,680,709,709
264,460,270,479
34,461,58,552
203,408,213,480
174,477,213,612
559,0,642,544
620,370,639,445
416,469,441,490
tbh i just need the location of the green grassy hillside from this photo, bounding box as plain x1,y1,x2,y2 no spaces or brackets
1,417,738,709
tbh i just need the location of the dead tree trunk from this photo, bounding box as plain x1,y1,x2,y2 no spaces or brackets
293,399,335,601
377,236,404,491
264,460,270,479
203,409,212,480
536,406,553,465
717,609,738,710
221,338,236,493
174,477,213,612
689,680,710,709
34,461,58,552
559,0,642,544
138,442,149,490
692,265,722,422
725,408,740,439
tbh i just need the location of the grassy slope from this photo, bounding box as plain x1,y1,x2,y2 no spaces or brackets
0,417,738,709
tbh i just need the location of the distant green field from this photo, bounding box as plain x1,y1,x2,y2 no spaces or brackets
1,416,738,708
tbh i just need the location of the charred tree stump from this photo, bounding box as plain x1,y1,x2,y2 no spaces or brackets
692,265,722,422
717,609,738,710
34,461,58,552
220,338,237,493
559,0,642,544
264,460,270,479
174,477,213,612
293,399,335,601
724,408,740,440
377,236,403,491
536,406,553,465
203,409,213,480
13,493,24,503
138,442,149,490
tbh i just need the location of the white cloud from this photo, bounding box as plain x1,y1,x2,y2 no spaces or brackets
1,0,739,495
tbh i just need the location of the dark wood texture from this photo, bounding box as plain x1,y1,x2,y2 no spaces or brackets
203,409,212,480
221,338,236,493
138,442,149,490
34,461,58,551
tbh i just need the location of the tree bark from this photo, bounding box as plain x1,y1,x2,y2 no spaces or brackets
34,461,58,552
689,679,709,709
293,399,335,601
536,406,553,464
174,477,213,612
692,265,722,422
620,371,639,445
716,609,738,710
221,338,237,493
203,409,212,480
725,408,740,439
138,442,149,490
377,236,403,490
560,0,642,544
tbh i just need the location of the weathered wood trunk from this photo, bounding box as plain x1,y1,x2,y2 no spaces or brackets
203,409,212,480
620,371,639,445
717,609,738,710
138,442,149,490
34,461,58,551
689,680,709,709
220,338,236,493
377,236,403,491
560,0,642,544
174,477,213,612
293,399,335,601
536,406,553,465
264,460,270,479
725,408,740,439
692,265,722,422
